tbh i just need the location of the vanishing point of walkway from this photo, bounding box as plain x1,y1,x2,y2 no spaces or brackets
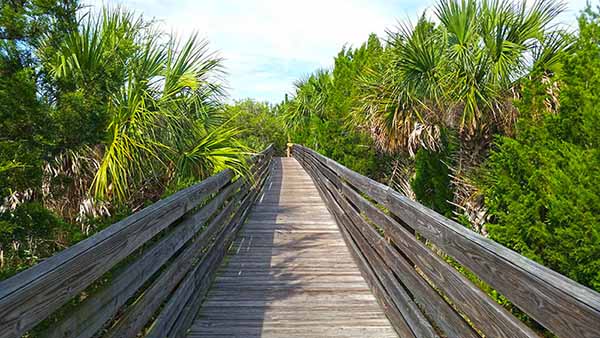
187,157,397,337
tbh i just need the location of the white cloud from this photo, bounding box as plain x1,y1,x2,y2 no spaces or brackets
82,0,585,103
83,0,427,102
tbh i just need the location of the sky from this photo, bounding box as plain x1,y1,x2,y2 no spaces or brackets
83,0,588,103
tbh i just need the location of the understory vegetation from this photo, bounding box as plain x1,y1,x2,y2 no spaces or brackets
0,1,248,278
1,0,598,326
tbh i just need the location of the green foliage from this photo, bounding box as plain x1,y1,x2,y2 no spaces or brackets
484,5,600,291
412,133,456,217
0,3,249,279
332,34,383,116
284,34,383,177
0,1,79,278
224,99,287,155
0,202,72,279
46,8,247,202
292,113,380,176
0,0,78,199
41,7,141,148
284,69,332,128
0,67,48,197
356,0,569,153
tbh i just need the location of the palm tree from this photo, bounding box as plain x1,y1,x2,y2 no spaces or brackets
356,0,569,154
355,0,570,232
284,69,333,128
44,7,248,212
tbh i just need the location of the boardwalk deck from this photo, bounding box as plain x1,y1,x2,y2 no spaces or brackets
187,157,398,338
3,146,599,338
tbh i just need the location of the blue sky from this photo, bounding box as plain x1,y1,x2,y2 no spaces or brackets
84,0,587,103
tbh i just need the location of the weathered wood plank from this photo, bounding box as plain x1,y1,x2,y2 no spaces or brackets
149,156,271,338
300,147,524,337
295,153,404,331
103,185,250,338
307,163,416,338
336,180,479,338
187,157,398,338
339,178,537,338
312,161,436,337
103,150,272,338
170,151,274,336
147,199,248,337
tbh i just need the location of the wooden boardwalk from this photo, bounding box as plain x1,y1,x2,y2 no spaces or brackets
3,146,599,338
187,157,398,337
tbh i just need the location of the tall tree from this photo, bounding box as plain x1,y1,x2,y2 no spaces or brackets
483,4,600,291
284,36,383,177
356,0,568,155
352,0,570,231
0,0,78,198
47,8,247,205
0,0,79,276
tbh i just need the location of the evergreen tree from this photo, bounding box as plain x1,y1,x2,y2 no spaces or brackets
0,0,79,276
284,35,383,177
484,5,600,291
412,132,456,217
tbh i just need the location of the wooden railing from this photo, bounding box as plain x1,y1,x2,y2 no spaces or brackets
0,145,274,338
291,144,600,338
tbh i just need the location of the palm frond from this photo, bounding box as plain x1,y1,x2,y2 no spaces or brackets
48,7,245,203
355,0,567,153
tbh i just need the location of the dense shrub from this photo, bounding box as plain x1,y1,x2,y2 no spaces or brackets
224,99,288,156
484,6,600,291
412,133,456,217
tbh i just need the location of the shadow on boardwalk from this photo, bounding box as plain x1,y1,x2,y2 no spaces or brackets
186,158,396,338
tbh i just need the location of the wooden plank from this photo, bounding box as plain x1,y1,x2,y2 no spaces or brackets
147,197,248,338
302,148,504,337
314,164,437,337
105,152,273,338
167,153,273,336
340,179,537,338
295,154,406,332
187,158,398,338
104,184,250,338
336,180,479,338
187,325,398,338
308,165,415,338
169,162,272,337
149,157,270,338
196,308,389,320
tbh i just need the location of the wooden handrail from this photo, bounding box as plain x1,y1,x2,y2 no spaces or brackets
291,144,600,338
0,145,274,338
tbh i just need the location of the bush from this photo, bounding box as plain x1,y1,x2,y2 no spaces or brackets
412,133,455,217
224,99,288,156
0,202,73,279
484,5,600,291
